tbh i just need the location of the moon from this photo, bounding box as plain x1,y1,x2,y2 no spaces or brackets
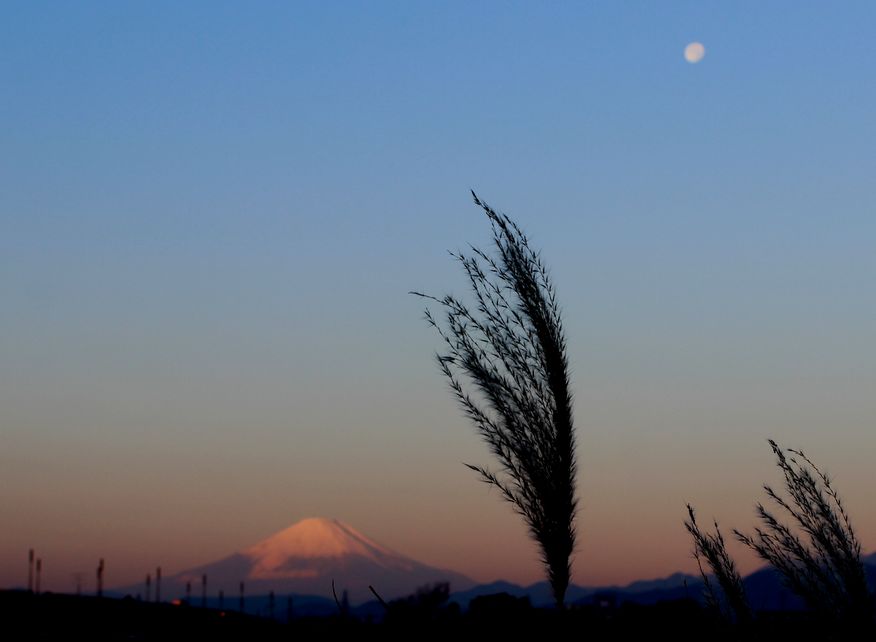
684,42,705,64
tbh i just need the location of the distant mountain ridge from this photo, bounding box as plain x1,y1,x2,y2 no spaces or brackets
448,571,703,609
112,517,473,604
110,519,876,614
452,558,876,611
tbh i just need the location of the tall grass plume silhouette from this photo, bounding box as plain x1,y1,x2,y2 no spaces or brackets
734,440,872,627
413,192,577,607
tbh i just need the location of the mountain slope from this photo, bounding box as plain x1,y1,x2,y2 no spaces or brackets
115,517,473,604
452,558,876,611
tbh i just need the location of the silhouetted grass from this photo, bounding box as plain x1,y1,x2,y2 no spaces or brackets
684,504,751,626
412,192,577,607
687,438,873,638
733,440,873,629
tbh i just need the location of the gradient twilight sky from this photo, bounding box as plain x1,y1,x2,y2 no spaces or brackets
2,2,876,594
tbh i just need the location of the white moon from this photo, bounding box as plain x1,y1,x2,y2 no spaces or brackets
684,42,705,63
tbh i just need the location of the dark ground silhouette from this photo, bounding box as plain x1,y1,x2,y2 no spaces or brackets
1,588,861,642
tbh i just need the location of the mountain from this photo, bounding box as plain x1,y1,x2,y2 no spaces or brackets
619,571,699,595
449,572,701,609
741,560,876,612
452,558,876,611
114,517,474,604
110,521,876,613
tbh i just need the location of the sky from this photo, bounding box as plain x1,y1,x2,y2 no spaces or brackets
2,1,876,594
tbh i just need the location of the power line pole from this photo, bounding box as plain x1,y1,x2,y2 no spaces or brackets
28,549,34,592
96,559,104,598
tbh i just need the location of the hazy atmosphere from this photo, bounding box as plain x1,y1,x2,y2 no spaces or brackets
3,2,876,598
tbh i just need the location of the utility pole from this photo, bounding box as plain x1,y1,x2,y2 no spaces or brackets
73,572,83,596
96,559,104,598
28,549,34,592
155,566,161,603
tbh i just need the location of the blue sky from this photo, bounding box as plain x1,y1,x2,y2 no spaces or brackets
2,2,876,591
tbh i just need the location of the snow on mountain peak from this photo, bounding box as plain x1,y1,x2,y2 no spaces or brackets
243,517,404,579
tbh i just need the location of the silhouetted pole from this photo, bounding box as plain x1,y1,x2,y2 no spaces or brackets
269,590,275,620
239,581,245,613
146,574,151,602
155,566,161,603
96,559,104,598
219,589,224,610
201,574,207,608
35,559,42,595
28,549,34,592
185,581,191,603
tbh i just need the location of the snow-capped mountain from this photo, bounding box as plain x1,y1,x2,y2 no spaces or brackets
116,517,473,604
